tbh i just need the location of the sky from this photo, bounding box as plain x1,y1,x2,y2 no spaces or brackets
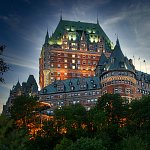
0,0,150,113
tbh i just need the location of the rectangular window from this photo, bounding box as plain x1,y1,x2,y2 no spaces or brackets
64,59,67,62
72,59,75,63
58,64,60,68
64,65,67,68
72,54,75,58
51,63,54,67
72,65,75,69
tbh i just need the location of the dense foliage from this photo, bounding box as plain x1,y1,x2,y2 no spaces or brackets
0,44,9,83
0,94,149,150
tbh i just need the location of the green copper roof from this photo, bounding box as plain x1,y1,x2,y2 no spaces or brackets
40,77,101,95
49,19,112,47
97,52,107,66
106,38,134,72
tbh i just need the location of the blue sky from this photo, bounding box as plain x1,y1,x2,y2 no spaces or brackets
0,0,150,113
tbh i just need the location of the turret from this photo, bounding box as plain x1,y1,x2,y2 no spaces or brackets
99,38,137,100
44,30,49,46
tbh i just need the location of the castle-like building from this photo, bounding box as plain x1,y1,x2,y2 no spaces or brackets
2,75,38,116
39,18,114,88
39,18,150,112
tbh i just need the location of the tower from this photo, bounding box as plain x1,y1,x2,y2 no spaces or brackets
98,38,138,101
39,19,113,89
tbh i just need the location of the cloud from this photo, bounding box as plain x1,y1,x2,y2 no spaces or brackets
3,53,38,70
102,15,125,26
0,83,13,90
0,14,21,28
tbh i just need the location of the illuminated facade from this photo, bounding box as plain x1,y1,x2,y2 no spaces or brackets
39,38,150,113
39,18,113,89
39,19,150,113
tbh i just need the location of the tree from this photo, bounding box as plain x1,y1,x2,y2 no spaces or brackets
69,137,106,150
97,94,128,127
10,96,38,127
54,104,87,140
127,96,150,146
120,136,148,150
55,138,73,150
0,44,9,83
0,115,28,150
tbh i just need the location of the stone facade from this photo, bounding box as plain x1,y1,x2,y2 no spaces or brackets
39,19,113,88
2,75,38,116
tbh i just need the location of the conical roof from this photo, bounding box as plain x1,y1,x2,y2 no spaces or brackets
44,30,49,44
14,80,21,91
106,38,134,71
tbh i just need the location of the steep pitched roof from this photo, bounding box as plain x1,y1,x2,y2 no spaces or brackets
50,19,111,46
44,30,49,45
39,77,101,95
106,38,133,71
97,52,107,66
13,81,21,91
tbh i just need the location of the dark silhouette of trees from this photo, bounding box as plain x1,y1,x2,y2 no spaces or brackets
1,94,149,150
0,44,9,83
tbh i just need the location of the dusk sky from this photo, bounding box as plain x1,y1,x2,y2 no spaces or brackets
0,0,150,113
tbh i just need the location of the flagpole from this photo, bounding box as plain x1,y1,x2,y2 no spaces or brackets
144,60,147,74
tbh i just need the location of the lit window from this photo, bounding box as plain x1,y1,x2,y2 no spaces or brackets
57,53,61,56
64,72,67,76
72,65,75,69
71,43,77,46
64,59,67,62
72,48,77,50
64,65,67,68
72,59,75,63
72,54,75,58
51,63,54,67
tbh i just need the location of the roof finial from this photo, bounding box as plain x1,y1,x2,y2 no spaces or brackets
45,29,49,44
97,11,99,24
60,9,62,20
115,33,120,47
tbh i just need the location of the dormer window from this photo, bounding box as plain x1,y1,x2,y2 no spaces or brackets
43,89,47,94
93,84,97,88
69,81,72,86
90,80,94,83
120,62,125,68
111,57,115,63
71,86,75,91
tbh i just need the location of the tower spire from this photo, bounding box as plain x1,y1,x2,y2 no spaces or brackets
44,29,49,45
97,11,99,24
60,9,62,20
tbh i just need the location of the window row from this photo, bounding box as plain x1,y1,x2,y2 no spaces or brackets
101,71,135,79
102,80,135,87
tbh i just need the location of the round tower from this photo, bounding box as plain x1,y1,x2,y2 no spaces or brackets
99,38,138,101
